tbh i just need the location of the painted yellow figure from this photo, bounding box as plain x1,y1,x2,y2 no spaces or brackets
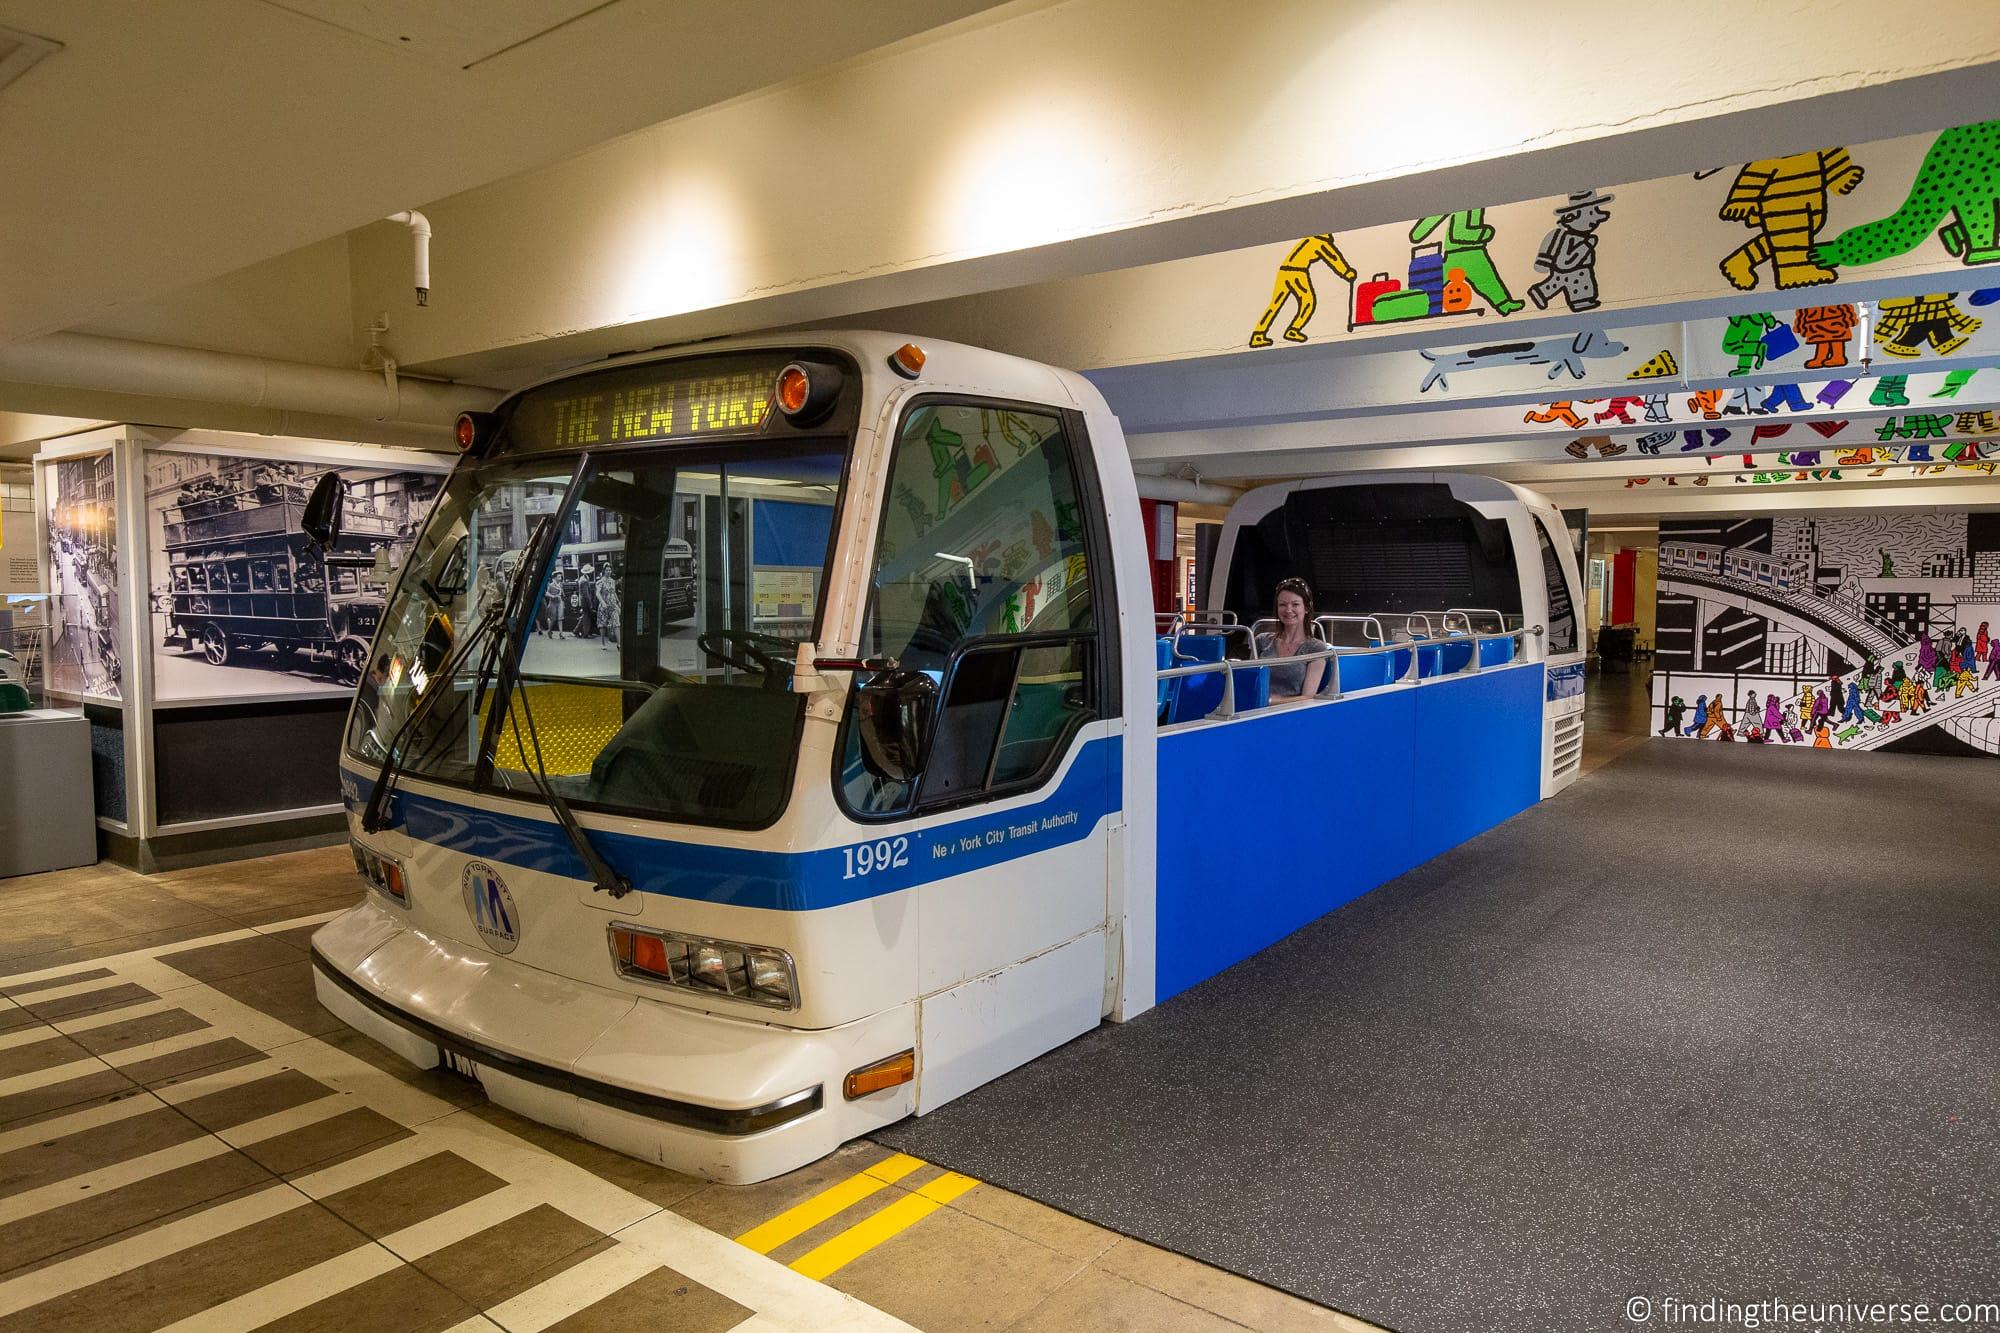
1718,147,1864,291
1876,294,1982,358
1250,234,1355,347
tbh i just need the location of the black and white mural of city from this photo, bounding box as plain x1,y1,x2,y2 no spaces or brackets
146,453,440,701
44,454,122,700
1651,511,2000,757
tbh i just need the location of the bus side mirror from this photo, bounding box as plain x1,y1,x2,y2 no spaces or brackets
855,668,937,784
301,473,346,551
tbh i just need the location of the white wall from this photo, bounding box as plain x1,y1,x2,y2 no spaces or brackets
0,467,38,594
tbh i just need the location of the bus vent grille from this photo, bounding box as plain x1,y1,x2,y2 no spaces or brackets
1551,713,1585,781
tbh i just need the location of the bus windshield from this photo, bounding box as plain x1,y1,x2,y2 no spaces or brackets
347,440,846,829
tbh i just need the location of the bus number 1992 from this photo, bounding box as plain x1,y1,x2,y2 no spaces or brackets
842,837,909,879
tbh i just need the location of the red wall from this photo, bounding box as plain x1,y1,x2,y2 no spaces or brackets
1611,548,1637,624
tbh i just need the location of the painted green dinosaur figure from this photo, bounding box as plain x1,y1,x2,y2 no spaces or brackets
1813,119,2000,269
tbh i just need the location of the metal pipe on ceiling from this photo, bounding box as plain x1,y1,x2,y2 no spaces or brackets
1131,472,1242,505
0,331,498,427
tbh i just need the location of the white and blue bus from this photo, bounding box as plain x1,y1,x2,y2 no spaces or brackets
308,332,1584,1183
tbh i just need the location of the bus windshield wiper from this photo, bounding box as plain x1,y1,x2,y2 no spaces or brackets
475,511,632,900
496,680,632,898
358,585,510,834
361,519,550,835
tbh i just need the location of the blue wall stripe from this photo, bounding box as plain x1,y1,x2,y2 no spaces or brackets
342,737,1120,913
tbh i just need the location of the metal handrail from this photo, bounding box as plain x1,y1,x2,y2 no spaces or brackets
1313,613,1387,645
1446,607,1510,633
1157,627,1535,727
1374,611,1437,641
1155,609,1237,632
1247,617,1327,647
1170,620,1256,662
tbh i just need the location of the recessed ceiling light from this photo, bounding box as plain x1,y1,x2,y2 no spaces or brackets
0,24,61,95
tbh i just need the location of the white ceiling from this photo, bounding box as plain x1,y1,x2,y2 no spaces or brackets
0,0,1010,345
260,1,622,71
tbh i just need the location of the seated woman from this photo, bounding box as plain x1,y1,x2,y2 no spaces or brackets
1254,577,1330,703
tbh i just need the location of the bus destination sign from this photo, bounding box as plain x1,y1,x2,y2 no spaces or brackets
520,357,786,451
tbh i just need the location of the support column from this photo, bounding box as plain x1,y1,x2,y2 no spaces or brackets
1138,499,1179,615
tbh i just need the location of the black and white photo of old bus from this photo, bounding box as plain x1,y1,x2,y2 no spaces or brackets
147,453,441,700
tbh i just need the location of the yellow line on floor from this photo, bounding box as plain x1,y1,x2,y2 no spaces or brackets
734,1152,927,1256
788,1170,980,1281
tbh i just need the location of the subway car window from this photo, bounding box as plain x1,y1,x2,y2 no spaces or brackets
1534,518,1578,654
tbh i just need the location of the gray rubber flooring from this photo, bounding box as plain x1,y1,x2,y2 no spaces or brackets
875,741,2000,1332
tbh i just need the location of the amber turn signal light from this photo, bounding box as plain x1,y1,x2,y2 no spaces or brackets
455,413,477,450
776,365,811,415
843,1049,915,1100
888,343,925,379
773,360,844,427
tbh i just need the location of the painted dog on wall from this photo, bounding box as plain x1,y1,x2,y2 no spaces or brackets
1419,328,1628,393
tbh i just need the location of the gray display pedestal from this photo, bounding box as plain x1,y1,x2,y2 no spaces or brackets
0,709,96,878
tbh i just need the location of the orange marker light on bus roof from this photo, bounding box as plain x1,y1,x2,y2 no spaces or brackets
843,1049,916,1100
888,343,926,379
455,413,477,450
776,365,812,415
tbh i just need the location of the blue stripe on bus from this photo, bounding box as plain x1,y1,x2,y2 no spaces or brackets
340,738,1121,913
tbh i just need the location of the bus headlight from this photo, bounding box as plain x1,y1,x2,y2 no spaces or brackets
688,944,739,993
350,839,408,906
609,925,797,1010
746,951,791,1003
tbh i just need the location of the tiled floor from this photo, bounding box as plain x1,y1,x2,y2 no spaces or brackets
1580,664,1653,773
0,849,1378,1332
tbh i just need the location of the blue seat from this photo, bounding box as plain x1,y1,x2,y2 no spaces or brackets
1413,636,1447,678
1336,652,1390,692
1231,664,1270,711
1477,635,1514,667
1175,634,1227,663
1367,639,1415,682
1166,634,1228,723
1435,633,1474,674
1156,638,1177,718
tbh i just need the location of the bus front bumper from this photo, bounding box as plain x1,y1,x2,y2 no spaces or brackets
309,898,916,1184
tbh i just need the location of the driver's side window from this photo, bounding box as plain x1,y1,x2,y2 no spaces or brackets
839,401,1101,816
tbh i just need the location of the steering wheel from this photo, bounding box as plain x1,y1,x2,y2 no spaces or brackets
697,629,795,679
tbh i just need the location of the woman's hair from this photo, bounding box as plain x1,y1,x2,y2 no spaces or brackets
1273,576,1315,628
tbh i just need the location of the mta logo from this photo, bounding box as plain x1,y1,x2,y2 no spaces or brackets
460,862,519,954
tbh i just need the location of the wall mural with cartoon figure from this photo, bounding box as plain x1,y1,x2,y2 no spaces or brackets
1252,199,1550,345
1813,121,2000,270
1716,148,1864,290
1651,511,2000,758
1528,190,1614,312
1249,234,1355,347
1242,118,2000,356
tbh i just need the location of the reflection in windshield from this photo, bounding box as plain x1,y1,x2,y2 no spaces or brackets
347,459,577,788
347,444,845,829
